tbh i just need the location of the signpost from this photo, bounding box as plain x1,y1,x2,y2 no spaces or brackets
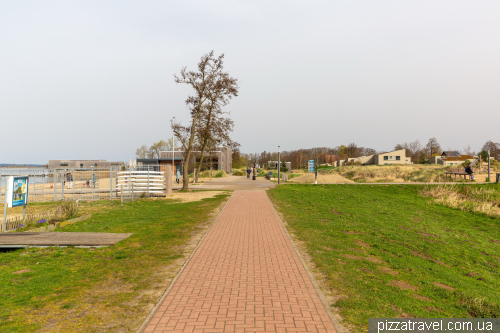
308,160,314,173
314,158,318,184
3,176,29,232
308,160,314,183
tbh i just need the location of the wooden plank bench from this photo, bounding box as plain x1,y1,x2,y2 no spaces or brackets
444,172,472,180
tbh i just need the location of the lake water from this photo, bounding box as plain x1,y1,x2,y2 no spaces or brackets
0,168,53,187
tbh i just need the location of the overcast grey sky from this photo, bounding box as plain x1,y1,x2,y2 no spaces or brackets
1,1,499,164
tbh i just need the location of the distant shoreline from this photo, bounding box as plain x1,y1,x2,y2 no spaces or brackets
0,164,45,167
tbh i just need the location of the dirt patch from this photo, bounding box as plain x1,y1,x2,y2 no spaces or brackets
412,294,432,301
168,191,228,203
379,266,398,275
354,241,370,249
323,246,335,251
344,231,366,235
344,254,363,260
411,251,450,267
12,269,32,274
433,282,455,291
332,209,343,215
389,280,418,291
366,256,383,264
398,226,411,230
465,272,480,277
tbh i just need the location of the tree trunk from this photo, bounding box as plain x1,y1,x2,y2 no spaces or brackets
194,140,209,183
182,154,190,191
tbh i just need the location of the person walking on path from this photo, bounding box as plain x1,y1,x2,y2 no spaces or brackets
67,173,73,189
176,169,181,184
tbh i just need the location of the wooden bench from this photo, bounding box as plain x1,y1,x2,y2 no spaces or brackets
444,172,472,180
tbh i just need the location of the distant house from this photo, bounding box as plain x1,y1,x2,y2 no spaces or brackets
335,149,411,166
430,154,474,166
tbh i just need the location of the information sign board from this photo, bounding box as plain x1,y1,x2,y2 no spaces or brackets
6,176,29,208
308,160,315,173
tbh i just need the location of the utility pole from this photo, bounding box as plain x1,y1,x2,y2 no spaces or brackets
488,150,491,182
278,146,281,185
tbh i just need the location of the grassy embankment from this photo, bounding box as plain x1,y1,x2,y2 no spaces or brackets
269,184,500,332
0,192,230,333
333,162,500,183
333,165,453,183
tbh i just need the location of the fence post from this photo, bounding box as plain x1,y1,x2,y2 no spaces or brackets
165,165,172,197
109,167,112,200
120,184,123,205
91,170,94,201
53,169,57,201
132,182,135,201
115,168,118,198
128,170,131,202
61,171,64,201
147,168,150,198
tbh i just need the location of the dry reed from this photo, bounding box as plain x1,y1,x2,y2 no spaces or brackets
421,185,500,218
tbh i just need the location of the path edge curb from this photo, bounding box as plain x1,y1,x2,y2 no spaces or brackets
136,193,234,333
266,193,346,333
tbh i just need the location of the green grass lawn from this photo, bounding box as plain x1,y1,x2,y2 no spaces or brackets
268,184,500,332
0,193,230,333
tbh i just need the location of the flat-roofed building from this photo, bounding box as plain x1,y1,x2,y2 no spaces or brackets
136,147,233,174
48,160,121,168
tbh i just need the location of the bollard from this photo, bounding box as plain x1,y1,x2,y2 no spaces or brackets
165,165,172,197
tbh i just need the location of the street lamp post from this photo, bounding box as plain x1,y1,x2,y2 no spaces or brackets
278,146,281,185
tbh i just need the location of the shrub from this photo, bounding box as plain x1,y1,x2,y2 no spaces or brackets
215,170,227,178
61,201,77,219
232,170,244,176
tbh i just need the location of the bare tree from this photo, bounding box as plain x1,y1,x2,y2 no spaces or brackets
135,145,149,159
482,140,500,160
345,143,360,158
172,51,238,190
462,144,474,156
192,71,239,182
425,137,442,158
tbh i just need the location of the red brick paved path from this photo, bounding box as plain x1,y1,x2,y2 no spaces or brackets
144,191,336,332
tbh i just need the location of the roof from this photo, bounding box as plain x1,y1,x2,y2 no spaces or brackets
442,150,461,157
441,155,474,161
137,158,184,162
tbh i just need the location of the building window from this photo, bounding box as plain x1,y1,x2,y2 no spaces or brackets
384,156,388,160
396,156,400,161
80,164,83,168
60,163,68,166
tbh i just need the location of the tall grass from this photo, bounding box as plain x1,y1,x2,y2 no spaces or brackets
422,184,500,218
335,165,454,183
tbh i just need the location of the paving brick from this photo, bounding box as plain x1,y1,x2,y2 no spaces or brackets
143,191,336,332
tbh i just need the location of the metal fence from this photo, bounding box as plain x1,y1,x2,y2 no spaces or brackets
0,166,168,204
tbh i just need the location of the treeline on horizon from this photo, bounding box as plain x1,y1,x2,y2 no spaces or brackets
233,138,500,169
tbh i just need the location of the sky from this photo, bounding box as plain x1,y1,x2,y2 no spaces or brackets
1,0,499,164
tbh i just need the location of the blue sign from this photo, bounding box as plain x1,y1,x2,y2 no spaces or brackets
6,176,29,207
308,160,315,173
